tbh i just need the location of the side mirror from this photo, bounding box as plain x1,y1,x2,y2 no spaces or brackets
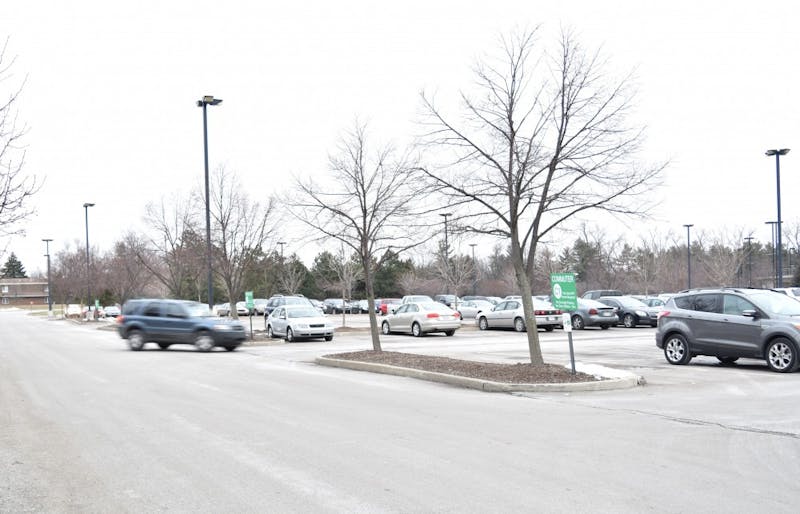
742,309,759,318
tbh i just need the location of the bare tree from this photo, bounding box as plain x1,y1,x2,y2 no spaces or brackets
695,227,749,287
291,122,433,351
103,232,158,304
209,166,277,319
419,29,662,364
277,254,307,295
0,38,38,237
140,195,203,299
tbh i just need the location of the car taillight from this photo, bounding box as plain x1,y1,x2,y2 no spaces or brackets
454,312,461,319
588,308,598,315
657,310,670,319
116,315,124,324
426,313,440,319
554,309,562,315
534,310,544,315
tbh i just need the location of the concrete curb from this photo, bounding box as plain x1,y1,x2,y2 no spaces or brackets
315,356,646,393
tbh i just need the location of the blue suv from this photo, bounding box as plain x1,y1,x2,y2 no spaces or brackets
656,288,800,373
117,299,246,352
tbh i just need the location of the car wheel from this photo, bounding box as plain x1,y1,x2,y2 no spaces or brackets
324,335,333,342
571,315,584,330
600,324,610,330
224,346,237,352
194,332,215,352
127,330,145,351
444,330,455,337
513,317,526,332
411,322,423,337
478,317,489,331
157,343,170,350
381,321,391,335
543,325,555,332
717,356,739,365
267,325,276,339
623,314,636,328
664,333,692,365
286,327,295,343
765,338,799,373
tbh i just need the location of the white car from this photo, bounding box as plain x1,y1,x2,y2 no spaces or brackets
455,300,494,320
477,298,561,332
266,305,335,342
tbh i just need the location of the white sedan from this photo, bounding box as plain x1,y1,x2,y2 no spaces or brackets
381,302,461,337
266,305,335,342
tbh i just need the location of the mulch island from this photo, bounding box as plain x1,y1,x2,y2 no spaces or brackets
325,350,601,384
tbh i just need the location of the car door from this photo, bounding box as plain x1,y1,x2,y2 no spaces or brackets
163,302,194,343
497,301,519,328
140,301,170,340
394,304,415,333
271,307,287,337
715,294,762,356
686,293,723,352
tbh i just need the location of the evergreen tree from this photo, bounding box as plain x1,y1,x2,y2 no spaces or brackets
0,252,27,278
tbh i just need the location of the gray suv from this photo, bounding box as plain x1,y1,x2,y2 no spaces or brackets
117,299,246,352
656,288,800,373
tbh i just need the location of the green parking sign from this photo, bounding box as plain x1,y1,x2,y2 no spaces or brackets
550,273,578,311
245,291,254,310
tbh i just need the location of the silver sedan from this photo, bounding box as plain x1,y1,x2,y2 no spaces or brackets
381,302,461,337
476,299,561,332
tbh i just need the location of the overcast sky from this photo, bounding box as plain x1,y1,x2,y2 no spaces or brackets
3,0,799,275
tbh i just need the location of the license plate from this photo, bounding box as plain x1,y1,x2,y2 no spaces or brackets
547,316,557,321
601,312,611,316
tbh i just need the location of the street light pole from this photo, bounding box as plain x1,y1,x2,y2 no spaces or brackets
766,221,778,286
42,238,53,318
198,95,223,309
83,202,95,317
277,241,286,263
469,243,477,296
766,148,790,287
683,224,693,289
439,213,451,300
744,236,754,287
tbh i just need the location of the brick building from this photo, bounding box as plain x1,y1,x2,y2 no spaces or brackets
0,278,49,306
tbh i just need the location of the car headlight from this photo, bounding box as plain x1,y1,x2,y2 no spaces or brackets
635,310,647,317
213,324,233,331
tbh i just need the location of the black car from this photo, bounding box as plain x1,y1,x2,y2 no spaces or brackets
117,299,246,352
263,294,315,317
657,287,800,373
597,295,659,328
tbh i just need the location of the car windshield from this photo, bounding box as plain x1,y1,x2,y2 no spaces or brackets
287,308,320,318
286,297,309,305
420,302,453,313
185,302,212,317
749,291,800,316
616,297,647,308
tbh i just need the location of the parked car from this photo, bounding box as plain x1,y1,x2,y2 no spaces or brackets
597,295,659,328
567,298,618,330
103,305,121,318
116,299,246,352
214,303,231,316
461,295,491,303
433,294,459,307
641,297,666,308
486,296,503,305
773,287,800,300
252,298,269,315
264,295,314,317
265,305,335,342
309,298,326,314
381,301,461,337
323,298,350,314
656,287,800,372
65,304,82,318
235,301,250,316
456,299,495,320
476,298,561,332
376,298,402,315
401,295,434,305
582,290,624,300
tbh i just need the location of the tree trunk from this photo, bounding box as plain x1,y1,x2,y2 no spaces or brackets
363,262,382,352
511,233,543,365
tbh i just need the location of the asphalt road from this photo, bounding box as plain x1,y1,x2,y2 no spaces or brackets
2,310,800,513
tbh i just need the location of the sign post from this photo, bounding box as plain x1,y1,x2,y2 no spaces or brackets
550,273,578,374
245,291,254,340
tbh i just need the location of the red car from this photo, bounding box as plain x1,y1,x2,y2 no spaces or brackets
376,298,402,315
